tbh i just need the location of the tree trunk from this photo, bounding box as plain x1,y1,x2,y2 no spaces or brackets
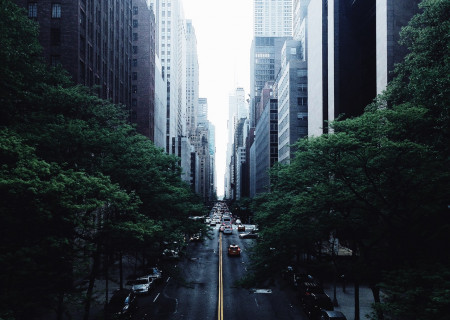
119,251,123,290
56,292,64,320
371,285,384,320
354,280,360,320
83,246,100,320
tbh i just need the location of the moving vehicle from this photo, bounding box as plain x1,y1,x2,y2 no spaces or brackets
106,289,137,318
222,216,232,225
237,224,245,232
223,225,232,234
227,244,241,256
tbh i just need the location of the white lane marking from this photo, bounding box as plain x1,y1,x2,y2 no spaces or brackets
153,292,160,303
166,277,170,283
255,297,259,307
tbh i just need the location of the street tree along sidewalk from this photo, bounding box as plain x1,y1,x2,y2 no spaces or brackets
248,1,450,320
0,1,208,320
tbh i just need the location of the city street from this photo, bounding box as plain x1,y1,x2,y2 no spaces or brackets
130,224,307,320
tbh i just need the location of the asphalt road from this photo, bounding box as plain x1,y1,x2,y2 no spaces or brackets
131,224,307,320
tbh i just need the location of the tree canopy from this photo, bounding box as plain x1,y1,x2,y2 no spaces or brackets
0,1,207,319
249,1,450,318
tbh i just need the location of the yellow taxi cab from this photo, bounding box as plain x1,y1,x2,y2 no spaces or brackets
227,244,241,256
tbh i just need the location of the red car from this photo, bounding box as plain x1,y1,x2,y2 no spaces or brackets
227,244,241,256
237,224,245,232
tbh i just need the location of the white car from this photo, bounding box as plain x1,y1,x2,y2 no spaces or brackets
223,226,232,234
132,276,153,294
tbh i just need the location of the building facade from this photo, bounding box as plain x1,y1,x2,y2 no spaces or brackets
131,0,156,140
307,0,420,136
277,40,307,164
253,0,293,37
18,0,132,109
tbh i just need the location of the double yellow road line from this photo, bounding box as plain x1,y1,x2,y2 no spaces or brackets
218,232,224,320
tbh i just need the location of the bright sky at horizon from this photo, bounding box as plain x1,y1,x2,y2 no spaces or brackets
183,0,253,198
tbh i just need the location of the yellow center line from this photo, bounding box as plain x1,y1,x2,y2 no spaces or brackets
218,232,223,320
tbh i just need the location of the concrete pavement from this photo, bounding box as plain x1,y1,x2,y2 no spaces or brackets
323,282,375,320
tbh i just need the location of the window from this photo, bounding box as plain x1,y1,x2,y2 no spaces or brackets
28,3,37,17
50,28,61,46
132,85,137,93
132,59,137,67
133,6,138,15
132,72,137,80
51,3,61,18
297,97,308,106
297,69,307,77
297,112,308,120
132,33,138,41
132,46,138,54
133,20,138,28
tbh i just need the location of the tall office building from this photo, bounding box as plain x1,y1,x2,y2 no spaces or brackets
208,123,216,201
190,98,213,201
251,0,293,127
254,84,278,195
307,0,420,136
150,0,185,154
225,88,248,198
131,0,157,140
186,20,199,137
197,98,208,125
17,0,132,109
277,40,307,164
254,0,293,37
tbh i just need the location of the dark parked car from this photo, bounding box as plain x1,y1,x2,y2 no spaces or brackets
299,281,333,318
106,289,137,319
320,310,347,320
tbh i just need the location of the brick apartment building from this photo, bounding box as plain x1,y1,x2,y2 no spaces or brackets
16,0,133,110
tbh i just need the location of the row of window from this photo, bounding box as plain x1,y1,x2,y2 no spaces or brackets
28,3,61,18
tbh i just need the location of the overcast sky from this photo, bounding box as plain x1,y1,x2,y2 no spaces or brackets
183,0,253,198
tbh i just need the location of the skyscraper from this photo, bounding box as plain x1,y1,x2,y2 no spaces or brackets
150,0,185,154
131,0,156,140
250,0,293,128
254,0,293,37
307,0,420,136
186,20,199,137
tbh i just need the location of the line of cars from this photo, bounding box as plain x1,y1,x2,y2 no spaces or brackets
106,267,162,318
283,267,347,320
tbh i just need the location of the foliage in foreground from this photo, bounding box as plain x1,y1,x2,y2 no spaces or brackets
0,1,207,319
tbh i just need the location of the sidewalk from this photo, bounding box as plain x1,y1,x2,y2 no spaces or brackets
323,282,374,320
